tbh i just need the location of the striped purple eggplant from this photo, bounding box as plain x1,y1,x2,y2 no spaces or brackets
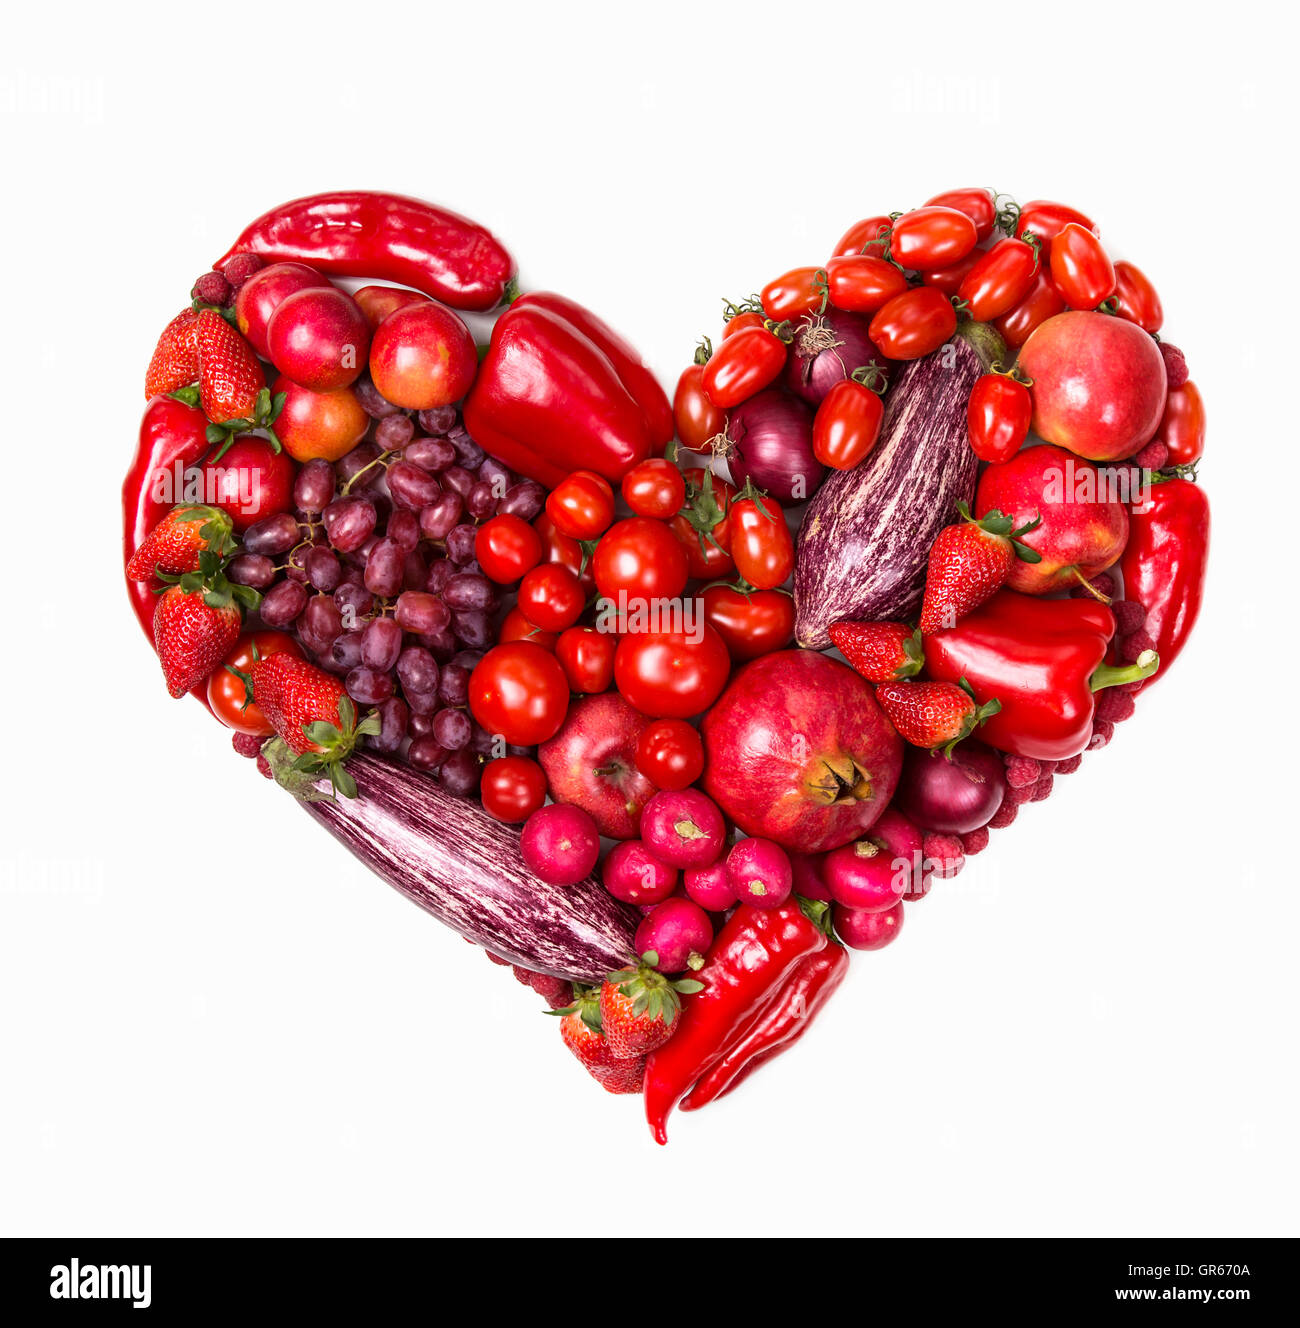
793,323,1004,648
299,751,639,981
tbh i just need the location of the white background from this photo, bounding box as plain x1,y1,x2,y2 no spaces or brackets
2,0,1295,1237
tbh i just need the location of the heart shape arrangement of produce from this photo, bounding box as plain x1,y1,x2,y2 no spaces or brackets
124,189,1209,1142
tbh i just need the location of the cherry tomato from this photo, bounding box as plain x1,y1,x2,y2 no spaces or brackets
957,238,1040,322
832,215,893,258
890,206,978,271
824,255,910,313
668,469,736,580
532,512,595,595
556,625,617,694
480,755,548,823
702,325,789,409
1015,200,1097,253
1156,382,1206,466
204,436,294,533
967,372,1032,464
700,585,795,661
868,287,957,360
729,489,794,589
1049,223,1115,310
924,188,996,242
614,625,731,719
208,630,303,734
993,268,1066,349
545,470,615,540
475,514,543,585
761,267,825,321
518,562,585,633
722,311,766,339
920,248,984,296
592,517,689,604
813,377,885,469
1111,261,1164,334
634,718,705,791
622,458,687,519
673,362,726,453
497,605,558,651
469,641,569,747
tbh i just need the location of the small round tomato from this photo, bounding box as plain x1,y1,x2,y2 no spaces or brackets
702,325,788,409
556,626,617,694
498,605,557,651
924,188,996,242
673,362,726,453
831,215,893,258
957,238,1040,322
890,206,978,271
967,372,1032,464
622,458,687,519
545,470,615,540
634,718,705,790
729,488,794,590
761,267,825,321
1111,261,1164,334
209,631,303,735
204,436,295,533
476,514,543,585
469,642,569,747
824,255,909,314
700,585,794,661
518,562,585,633
1050,223,1115,310
1015,200,1097,252
480,756,548,823
993,268,1066,348
668,469,736,580
869,287,957,360
1156,382,1206,466
813,376,885,469
592,516,689,604
614,625,731,719
532,513,596,595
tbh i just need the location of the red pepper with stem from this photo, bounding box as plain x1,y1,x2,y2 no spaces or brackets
215,190,517,312
643,900,828,1144
924,592,1159,760
680,943,849,1111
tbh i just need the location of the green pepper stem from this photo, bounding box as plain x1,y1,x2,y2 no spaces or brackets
1090,650,1159,692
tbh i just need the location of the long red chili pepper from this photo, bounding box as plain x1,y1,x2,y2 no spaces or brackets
643,902,828,1144
215,191,517,312
679,943,849,1111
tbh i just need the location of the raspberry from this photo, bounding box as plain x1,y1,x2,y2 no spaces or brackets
1119,629,1157,664
529,974,574,1010
231,731,262,758
1055,754,1083,775
255,752,273,780
923,833,964,879
218,251,264,290
483,949,511,967
192,270,232,307
987,800,1018,829
1159,341,1189,389
1028,774,1054,802
1004,782,1031,807
961,827,990,855
1112,600,1147,635
1095,689,1137,724
1088,720,1114,750
1132,440,1169,471
1004,756,1041,789
511,965,533,986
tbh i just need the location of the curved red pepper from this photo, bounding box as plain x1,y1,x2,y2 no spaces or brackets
926,592,1157,761
643,902,827,1144
215,191,516,312
1119,478,1209,687
680,943,849,1110
464,296,664,488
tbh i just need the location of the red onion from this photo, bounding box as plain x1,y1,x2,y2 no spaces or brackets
894,742,1006,834
784,308,888,406
725,389,823,504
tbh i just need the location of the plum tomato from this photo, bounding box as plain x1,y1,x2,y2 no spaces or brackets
1049,223,1116,310
729,488,794,589
517,562,585,633
593,517,689,604
967,371,1033,464
546,470,615,540
699,584,794,661
614,625,730,719
958,238,1040,322
761,267,825,321
722,311,766,339
824,255,910,314
1156,382,1206,466
702,325,788,409
469,641,570,747
622,458,687,519
813,376,886,470
673,362,727,453
480,755,548,823
266,286,371,392
555,625,617,694
993,267,1066,348
635,718,705,791
476,514,544,585
920,248,985,297
889,206,978,270
1111,260,1164,333
208,630,303,735
924,188,997,242
204,436,295,532
273,374,368,463
831,215,893,258
868,287,957,360
1015,199,1098,252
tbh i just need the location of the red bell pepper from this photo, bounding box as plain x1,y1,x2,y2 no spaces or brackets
1119,477,1209,687
925,592,1158,761
215,190,516,312
464,294,670,488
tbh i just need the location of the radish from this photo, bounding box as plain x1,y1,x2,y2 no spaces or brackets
726,838,793,910
789,850,832,902
640,789,726,870
602,840,678,906
824,809,922,911
683,862,735,911
520,804,600,885
635,899,714,973
834,900,904,951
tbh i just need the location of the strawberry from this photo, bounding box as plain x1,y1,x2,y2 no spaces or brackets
598,956,704,1060
126,505,234,582
555,986,645,1094
830,620,924,683
153,587,240,698
195,309,265,425
875,679,1001,754
919,503,1041,636
144,308,199,400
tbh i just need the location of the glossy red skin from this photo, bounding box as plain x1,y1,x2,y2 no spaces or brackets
730,495,794,589
203,435,295,533
635,719,705,791
622,459,686,519
925,188,996,242
1018,311,1168,461
267,286,371,391
834,901,903,951
1119,478,1209,685
889,206,978,270
368,301,476,410
1111,261,1164,334
464,300,657,486
925,592,1116,760
813,378,884,469
532,513,596,596
824,255,910,313
722,311,766,339
1049,223,1116,310
469,641,570,746
761,267,824,321
674,363,726,453
273,374,368,462
593,517,689,603
614,626,731,719
518,563,584,633
700,585,795,661
668,469,735,580
1157,382,1206,465
217,190,516,312
701,326,788,408
957,238,1039,321
208,631,302,734
480,756,548,823
993,268,1066,348
920,248,984,296
555,626,617,694
497,606,557,651
546,470,615,539
868,287,957,360
476,514,543,585
831,215,893,258
976,443,1129,593
353,284,429,330
1015,200,1098,253
967,373,1032,463
234,262,332,358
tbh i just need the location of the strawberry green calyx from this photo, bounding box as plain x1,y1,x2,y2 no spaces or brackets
605,953,704,1028
282,695,378,800
955,500,1042,563
948,677,1003,756
549,983,603,1032
156,547,260,615
175,504,235,559
206,387,287,460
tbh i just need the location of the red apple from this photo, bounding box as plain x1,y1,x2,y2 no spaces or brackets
369,301,477,410
202,436,294,532
702,650,903,854
234,262,331,358
354,284,431,330
976,443,1129,594
267,287,371,392
1018,310,1167,461
537,692,655,839
273,374,369,464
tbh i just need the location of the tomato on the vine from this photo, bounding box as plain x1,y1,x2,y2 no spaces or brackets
924,188,997,242
824,255,909,313
993,267,1066,348
476,514,543,585
545,470,615,540
556,626,617,694
209,631,303,734
622,458,687,519
518,562,585,633
673,361,726,453
722,311,766,339
634,718,705,791
967,371,1032,464
890,206,978,271
1049,223,1115,310
668,469,736,580
832,215,893,258
1111,261,1164,334
469,641,570,747
614,625,731,719
957,238,1040,322
700,584,795,662
729,486,794,589
813,375,886,469
1014,200,1097,252
592,516,689,604
702,325,789,409
869,287,957,360
1156,382,1206,466
761,267,825,321
480,756,548,823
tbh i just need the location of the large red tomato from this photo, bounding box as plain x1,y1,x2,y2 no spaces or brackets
469,642,570,746
614,625,730,719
